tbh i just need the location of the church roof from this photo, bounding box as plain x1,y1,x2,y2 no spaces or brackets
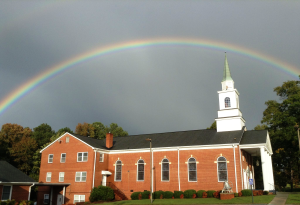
0,161,36,183
71,128,267,151
222,53,233,82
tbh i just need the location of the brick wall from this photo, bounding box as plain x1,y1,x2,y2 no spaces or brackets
11,185,30,201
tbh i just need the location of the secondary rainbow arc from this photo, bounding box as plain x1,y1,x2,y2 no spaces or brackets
0,38,299,117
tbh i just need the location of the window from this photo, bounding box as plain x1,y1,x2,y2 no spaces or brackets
1,186,11,200
225,97,231,108
59,172,65,182
46,172,52,182
77,152,88,162
188,158,197,182
217,156,228,182
44,194,49,204
66,137,69,143
115,160,122,181
137,159,145,181
61,153,66,163
48,154,53,163
161,158,170,181
75,172,87,182
99,153,104,162
74,195,85,203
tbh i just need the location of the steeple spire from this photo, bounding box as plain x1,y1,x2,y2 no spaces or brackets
222,53,233,82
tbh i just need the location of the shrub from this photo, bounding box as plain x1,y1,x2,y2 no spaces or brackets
89,186,114,202
131,192,142,200
142,191,150,199
258,190,263,195
234,192,238,197
196,190,205,198
163,191,173,199
183,189,196,198
238,191,242,197
241,189,252,196
207,190,216,198
263,191,269,195
203,192,208,198
174,191,184,199
213,190,220,198
4,200,15,205
153,191,164,199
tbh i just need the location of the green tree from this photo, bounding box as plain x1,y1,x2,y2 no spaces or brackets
32,123,55,148
207,121,217,130
106,123,128,137
75,122,95,138
254,124,268,130
92,122,107,139
260,77,300,191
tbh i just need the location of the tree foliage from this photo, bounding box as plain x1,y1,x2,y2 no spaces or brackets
207,121,217,130
32,123,55,147
75,122,95,138
260,77,300,190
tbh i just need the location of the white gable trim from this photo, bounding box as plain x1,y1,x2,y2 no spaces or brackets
40,132,95,153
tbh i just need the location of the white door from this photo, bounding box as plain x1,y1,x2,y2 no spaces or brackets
243,170,247,189
57,194,63,205
102,175,107,186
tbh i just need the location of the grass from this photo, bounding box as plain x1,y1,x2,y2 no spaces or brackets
286,194,300,204
97,195,275,205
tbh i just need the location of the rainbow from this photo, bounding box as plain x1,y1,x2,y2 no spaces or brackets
0,38,299,116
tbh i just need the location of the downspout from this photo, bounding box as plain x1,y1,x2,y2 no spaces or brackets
233,144,238,193
28,183,35,201
178,148,181,191
62,186,65,204
92,150,96,188
239,146,243,190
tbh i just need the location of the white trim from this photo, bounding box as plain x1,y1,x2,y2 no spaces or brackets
92,150,96,188
48,154,53,163
161,158,170,182
239,146,243,190
74,195,85,203
217,156,228,182
101,171,112,175
40,132,95,153
28,183,35,200
178,149,180,191
46,172,52,182
114,160,122,181
75,171,87,182
136,159,145,181
99,153,104,162
233,145,238,192
187,157,197,182
59,172,64,182
60,153,66,163
77,152,88,162
1,185,12,200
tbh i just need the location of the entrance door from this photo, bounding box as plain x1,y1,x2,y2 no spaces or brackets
57,194,63,205
102,175,107,186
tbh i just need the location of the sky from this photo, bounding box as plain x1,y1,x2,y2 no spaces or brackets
0,1,299,135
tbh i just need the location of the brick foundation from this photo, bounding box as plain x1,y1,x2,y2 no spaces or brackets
220,193,234,200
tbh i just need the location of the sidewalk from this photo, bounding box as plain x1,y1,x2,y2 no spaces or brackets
269,192,300,205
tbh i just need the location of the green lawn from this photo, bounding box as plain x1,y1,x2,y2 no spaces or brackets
97,195,275,205
286,194,300,204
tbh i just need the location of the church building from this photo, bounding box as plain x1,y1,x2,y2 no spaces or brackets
37,55,275,205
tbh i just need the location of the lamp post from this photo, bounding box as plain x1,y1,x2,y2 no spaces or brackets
295,124,300,150
146,138,153,203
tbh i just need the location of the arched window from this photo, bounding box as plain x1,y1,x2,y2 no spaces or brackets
225,97,231,108
217,156,228,182
115,160,122,181
161,158,169,181
188,158,197,181
137,159,145,181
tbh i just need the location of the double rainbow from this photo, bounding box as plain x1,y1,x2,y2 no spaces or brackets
0,38,299,116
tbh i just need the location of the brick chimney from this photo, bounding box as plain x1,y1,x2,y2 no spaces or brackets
106,132,113,149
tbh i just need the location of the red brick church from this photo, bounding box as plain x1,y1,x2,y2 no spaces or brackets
37,56,274,205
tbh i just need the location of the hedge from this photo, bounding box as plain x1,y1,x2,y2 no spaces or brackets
263,191,269,195
89,186,114,202
241,189,252,196
163,191,174,199
234,192,239,197
142,191,150,199
131,192,142,200
207,190,216,198
196,190,206,198
153,190,164,199
174,191,184,198
0,200,15,205
183,189,196,198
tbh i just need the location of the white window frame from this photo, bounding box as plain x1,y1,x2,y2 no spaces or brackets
161,158,170,181
137,159,145,181
75,171,87,182
48,154,53,163
74,195,85,203
115,160,122,181
77,152,88,162
217,156,228,182
43,194,49,204
60,153,66,163
46,172,52,182
1,185,12,200
99,153,104,162
66,136,69,143
225,97,231,108
59,172,65,182
188,157,197,182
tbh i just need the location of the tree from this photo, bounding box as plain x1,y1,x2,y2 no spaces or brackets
106,123,128,137
32,123,55,148
207,121,217,130
254,124,268,130
260,77,300,191
75,122,95,138
92,122,107,139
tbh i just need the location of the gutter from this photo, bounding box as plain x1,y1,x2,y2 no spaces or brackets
28,183,35,201
92,150,96,188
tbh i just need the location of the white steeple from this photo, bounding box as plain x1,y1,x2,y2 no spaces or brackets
215,54,246,132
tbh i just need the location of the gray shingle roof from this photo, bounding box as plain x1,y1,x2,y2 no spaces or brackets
240,130,268,145
0,161,36,183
